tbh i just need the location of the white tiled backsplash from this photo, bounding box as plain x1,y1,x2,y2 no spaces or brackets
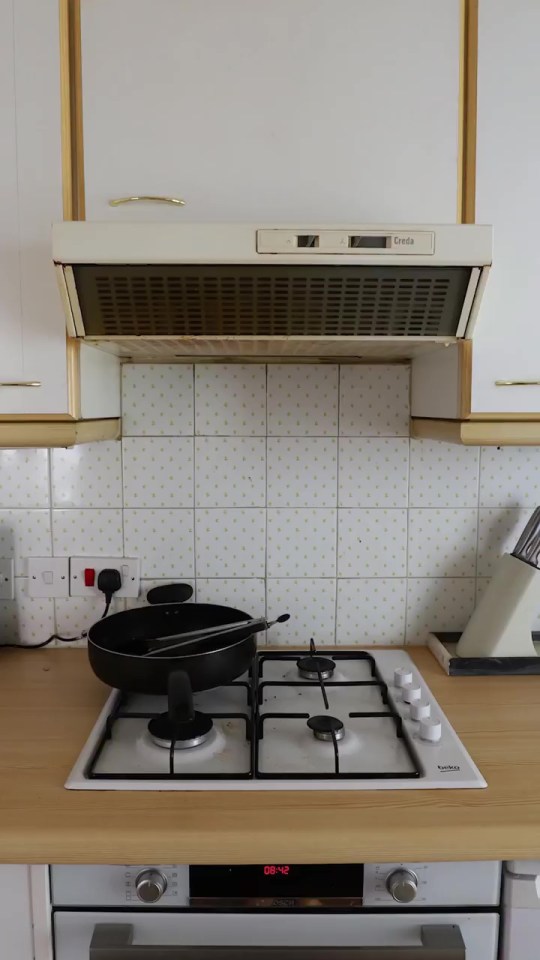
2,362,540,648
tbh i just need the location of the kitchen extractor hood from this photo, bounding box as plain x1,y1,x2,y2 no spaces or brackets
53,223,492,360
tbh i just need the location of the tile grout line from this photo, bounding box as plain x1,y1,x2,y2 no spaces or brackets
47,448,59,639
264,364,269,639
404,431,412,647
474,445,483,593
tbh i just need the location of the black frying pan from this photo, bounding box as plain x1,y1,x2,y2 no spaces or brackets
87,601,256,693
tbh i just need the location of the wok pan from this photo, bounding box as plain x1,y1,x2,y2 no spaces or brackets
87,601,256,693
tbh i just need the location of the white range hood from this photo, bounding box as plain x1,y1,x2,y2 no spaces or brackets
53,222,492,360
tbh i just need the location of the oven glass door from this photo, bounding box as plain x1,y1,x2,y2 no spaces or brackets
54,912,499,960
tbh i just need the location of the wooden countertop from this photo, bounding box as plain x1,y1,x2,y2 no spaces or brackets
0,647,539,864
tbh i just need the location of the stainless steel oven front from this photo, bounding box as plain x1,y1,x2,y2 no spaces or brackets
51,862,501,960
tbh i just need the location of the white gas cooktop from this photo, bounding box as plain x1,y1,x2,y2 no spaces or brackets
66,648,486,791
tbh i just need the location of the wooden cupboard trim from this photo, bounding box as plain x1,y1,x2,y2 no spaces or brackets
66,338,81,419
458,339,473,417
0,418,120,448
458,0,478,224
411,417,540,445
59,0,84,220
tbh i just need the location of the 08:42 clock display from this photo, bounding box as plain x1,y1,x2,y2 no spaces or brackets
263,865,290,876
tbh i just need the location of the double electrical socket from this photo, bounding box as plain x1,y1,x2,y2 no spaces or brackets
26,557,140,599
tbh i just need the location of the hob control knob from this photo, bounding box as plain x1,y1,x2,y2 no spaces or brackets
402,683,421,704
135,869,168,903
386,869,418,903
394,667,413,688
410,700,431,721
419,718,442,743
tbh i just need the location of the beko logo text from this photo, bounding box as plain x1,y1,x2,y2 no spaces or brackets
438,764,460,772
393,236,415,245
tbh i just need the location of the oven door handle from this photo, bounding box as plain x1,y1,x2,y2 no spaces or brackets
89,924,466,960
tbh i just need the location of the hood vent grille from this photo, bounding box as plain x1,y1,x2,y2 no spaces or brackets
72,264,472,339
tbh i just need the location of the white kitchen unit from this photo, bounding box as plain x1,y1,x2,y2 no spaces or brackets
0,866,34,960
471,0,540,415
411,0,540,431
80,0,461,224
0,0,120,434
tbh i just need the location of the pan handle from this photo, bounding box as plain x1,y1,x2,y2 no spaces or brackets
146,584,194,605
168,670,194,726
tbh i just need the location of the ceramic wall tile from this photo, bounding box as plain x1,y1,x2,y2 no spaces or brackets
195,438,265,508
195,365,266,436
54,594,124,645
52,441,122,508
52,509,123,558
405,578,476,643
267,438,338,508
0,449,49,508
0,579,54,645
477,507,533,577
195,509,265,577
267,509,337,577
338,438,409,508
125,578,196,610
122,364,194,436
195,578,265,615
338,509,407,578
0,510,51,576
123,437,194,508
409,440,479,508
267,365,339,436
479,446,540,508
336,578,407,645
266,578,336,645
339,365,410,437
124,509,194,578
408,509,478,578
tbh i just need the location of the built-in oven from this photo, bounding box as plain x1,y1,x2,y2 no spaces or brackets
51,862,501,960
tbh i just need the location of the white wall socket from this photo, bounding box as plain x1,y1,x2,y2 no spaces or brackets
27,558,70,598
70,557,140,598
0,559,14,600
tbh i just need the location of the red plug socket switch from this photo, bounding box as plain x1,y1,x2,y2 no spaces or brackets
84,567,96,588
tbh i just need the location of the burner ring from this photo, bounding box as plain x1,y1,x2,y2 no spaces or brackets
148,711,213,750
297,655,336,681
307,715,345,742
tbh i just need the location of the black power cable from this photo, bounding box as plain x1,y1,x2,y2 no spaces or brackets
2,567,122,650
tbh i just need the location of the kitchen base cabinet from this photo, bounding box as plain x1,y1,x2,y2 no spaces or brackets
0,866,34,960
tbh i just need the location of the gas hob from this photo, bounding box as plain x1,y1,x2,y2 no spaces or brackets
66,647,486,791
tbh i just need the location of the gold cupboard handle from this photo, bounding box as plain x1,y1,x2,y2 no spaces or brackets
109,195,186,207
0,381,41,387
495,379,540,386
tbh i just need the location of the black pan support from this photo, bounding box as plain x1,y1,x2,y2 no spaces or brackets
85,648,422,781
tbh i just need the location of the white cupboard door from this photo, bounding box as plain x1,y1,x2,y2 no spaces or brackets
0,866,34,960
0,0,25,388
4,0,69,416
81,0,461,223
472,0,540,415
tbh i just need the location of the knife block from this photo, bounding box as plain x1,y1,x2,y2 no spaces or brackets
457,553,540,658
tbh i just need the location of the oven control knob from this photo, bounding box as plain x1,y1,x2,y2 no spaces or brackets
386,869,418,903
410,700,431,722
402,683,421,704
394,667,413,688
135,869,168,903
419,718,442,743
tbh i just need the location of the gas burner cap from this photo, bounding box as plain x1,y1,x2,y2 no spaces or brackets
297,655,336,681
307,715,345,742
148,712,213,750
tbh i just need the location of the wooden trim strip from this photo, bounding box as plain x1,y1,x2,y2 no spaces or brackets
458,0,479,224
411,418,540,446
0,419,121,448
458,339,473,418
59,0,85,220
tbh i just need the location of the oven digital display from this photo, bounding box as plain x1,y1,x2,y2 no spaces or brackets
190,864,363,899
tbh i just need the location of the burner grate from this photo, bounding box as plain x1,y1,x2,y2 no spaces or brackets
85,681,253,781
